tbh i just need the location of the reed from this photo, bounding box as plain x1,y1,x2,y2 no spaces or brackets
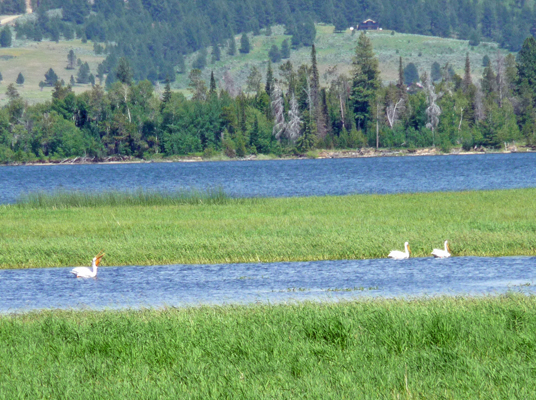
1,188,536,269
1,295,535,398
15,187,231,209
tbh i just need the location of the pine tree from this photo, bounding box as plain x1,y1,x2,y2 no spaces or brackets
211,43,221,63
77,62,90,84
482,55,490,67
517,37,536,100
311,44,320,109
404,63,419,86
70,75,75,86
265,60,274,97
209,71,217,96
89,74,95,86
350,32,381,131
431,62,442,82
239,33,250,54
281,39,290,59
116,57,132,85
0,26,12,48
44,68,58,86
227,34,237,56
162,77,172,104
16,72,24,85
462,53,472,92
268,45,281,63
177,53,186,74
0,71,3,82
67,50,77,70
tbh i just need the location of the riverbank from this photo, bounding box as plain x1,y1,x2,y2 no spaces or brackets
1,145,533,166
1,295,535,398
1,188,535,269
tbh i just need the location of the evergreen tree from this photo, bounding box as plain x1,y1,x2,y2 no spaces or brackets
462,53,472,91
211,43,221,63
97,63,105,85
404,63,419,86
89,74,95,86
0,71,3,82
517,37,536,100
16,72,24,85
482,55,490,67
239,33,250,54
0,26,12,48
192,48,207,70
265,60,274,97
116,57,132,85
431,61,442,82
162,77,172,104
209,71,217,96
44,68,58,86
67,50,77,70
76,62,90,84
350,32,381,132
268,45,281,63
281,39,290,59
227,35,237,56
70,75,75,86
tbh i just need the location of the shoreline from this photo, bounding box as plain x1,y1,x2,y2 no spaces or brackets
1,146,533,166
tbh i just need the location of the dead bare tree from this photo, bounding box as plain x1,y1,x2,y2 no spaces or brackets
271,85,286,140
286,94,301,142
424,76,442,147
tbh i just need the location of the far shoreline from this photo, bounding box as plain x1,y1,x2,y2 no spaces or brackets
1,146,534,167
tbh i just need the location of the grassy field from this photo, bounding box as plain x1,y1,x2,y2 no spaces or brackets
0,23,507,104
179,24,509,95
0,38,105,105
1,188,535,269
1,295,536,398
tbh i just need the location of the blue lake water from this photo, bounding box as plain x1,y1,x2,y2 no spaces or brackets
1,257,535,313
1,153,535,203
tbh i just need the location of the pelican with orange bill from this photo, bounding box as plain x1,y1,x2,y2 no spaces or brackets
70,251,105,278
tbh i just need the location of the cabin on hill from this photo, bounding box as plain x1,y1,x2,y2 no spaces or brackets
357,19,379,30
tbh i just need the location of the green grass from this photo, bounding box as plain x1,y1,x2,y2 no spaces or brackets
178,24,509,95
2,295,536,398
15,187,231,209
0,38,105,105
0,24,506,104
1,188,536,269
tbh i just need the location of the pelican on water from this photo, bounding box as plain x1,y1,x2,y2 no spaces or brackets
70,252,104,278
431,241,451,258
388,242,411,260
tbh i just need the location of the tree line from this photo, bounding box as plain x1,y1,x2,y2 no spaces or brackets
1,32,535,163
9,0,536,84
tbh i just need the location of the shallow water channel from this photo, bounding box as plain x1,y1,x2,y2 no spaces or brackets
1,256,535,313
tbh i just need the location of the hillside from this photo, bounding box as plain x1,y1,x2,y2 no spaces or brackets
0,38,104,104
0,24,510,104
179,25,508,93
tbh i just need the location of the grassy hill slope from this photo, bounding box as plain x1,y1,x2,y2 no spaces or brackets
179,25,510,94
0,24,510,104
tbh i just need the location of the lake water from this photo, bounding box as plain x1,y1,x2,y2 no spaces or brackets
1,153,536,203
1,256,535,313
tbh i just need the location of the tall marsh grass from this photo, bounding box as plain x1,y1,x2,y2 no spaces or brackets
16,187,231,209
1,295,536,398
2,188,536,268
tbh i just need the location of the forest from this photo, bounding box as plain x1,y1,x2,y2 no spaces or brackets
0,31,535,163
9,0,536,84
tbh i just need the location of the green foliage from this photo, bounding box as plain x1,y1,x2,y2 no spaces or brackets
268,44,281,63
351,32,381,132
15,72,24,85
239,33,250,54
0,26,12,48
403,62,419,85
44,68,58,86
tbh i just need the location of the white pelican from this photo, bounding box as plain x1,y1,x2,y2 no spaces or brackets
70,252,104,278
431,241,451,258
388,242,411,260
